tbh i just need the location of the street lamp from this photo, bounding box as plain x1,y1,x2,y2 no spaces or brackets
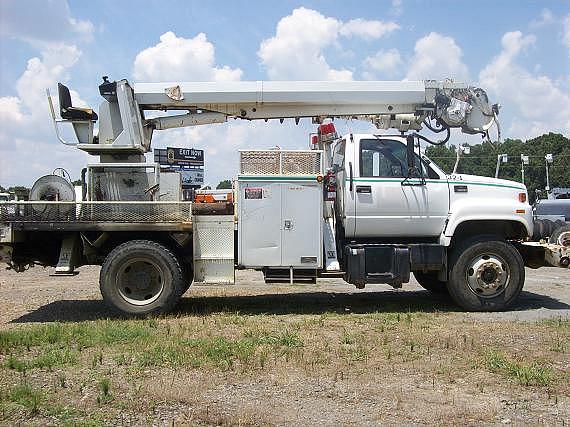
495,154,508,178
520,154,529,184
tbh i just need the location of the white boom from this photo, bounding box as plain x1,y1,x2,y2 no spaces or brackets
49,78,500,154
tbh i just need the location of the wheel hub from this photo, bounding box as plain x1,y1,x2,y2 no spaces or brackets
117,259,164,306
466,254,510,297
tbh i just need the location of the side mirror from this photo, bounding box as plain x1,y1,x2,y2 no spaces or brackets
406,134,415,169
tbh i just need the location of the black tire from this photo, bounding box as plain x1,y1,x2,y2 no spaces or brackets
180,263,193,295
447,236,525,312
413,272,448,294
100,240,184,316
549,225,570,246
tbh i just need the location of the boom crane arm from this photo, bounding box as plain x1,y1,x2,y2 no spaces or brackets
50,77,500,155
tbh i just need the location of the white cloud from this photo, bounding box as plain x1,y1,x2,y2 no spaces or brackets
530,8,554,29
0,44,88,186
0,0,94,46
258,7,400,81
563,14,570,54
339,19,400,40
406,32,470,81
363,48,403,77
479,31,570,138
133,32,242,82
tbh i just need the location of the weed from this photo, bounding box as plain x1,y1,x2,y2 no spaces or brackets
550,336,566,353
7,382,43,415
341,331,356,345
349,344,369,362
484,350,553,386
91,351,103,368
57,373,66,388
97,378,113,405
5,356,26,372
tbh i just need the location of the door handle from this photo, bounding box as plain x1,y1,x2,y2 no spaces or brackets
349,162,353,191
356,185,371,193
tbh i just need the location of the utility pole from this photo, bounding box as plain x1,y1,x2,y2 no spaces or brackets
545,153,553,197
495,154,508,178
453,144,470,174
520,154,529,184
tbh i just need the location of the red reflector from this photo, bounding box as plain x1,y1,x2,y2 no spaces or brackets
311,135,319,145
518,193,527,203
516,209,526,214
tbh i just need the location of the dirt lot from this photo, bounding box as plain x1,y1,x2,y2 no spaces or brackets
0,266,568,425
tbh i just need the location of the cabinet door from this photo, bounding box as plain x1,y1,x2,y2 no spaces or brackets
281,183,321,266
239,182,282,266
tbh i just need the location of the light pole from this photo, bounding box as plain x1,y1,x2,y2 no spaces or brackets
545,153,553,196
495,154,508,178
453,144,470,174
520,154,529,184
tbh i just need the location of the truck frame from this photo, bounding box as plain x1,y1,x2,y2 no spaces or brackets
0,77,568,316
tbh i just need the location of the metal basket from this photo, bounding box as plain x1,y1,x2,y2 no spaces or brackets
239,150,322,175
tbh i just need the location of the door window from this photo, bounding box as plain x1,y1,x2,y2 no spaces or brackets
360,139,407,177
359,139,437,179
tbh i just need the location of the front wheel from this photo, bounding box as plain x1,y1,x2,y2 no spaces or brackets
100,240,185,316
447,237,524,312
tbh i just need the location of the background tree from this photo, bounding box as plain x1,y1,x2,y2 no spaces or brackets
425,133,569,202
216,180,232,189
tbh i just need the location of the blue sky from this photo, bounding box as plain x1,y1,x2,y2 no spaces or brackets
1,0,569,187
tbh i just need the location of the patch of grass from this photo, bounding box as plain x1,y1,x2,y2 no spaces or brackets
340,331,356,345
484,350,553,386
541,318,570,329
97,378,113,405
5,356,26,372
0,319,156,354
4,382,43,415
5,347,77,371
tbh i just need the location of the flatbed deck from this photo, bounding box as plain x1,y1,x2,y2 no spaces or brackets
0,201,194,232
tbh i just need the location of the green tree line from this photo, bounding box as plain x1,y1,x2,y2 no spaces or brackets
425,132,570,201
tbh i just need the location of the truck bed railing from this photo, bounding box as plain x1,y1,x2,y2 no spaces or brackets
0,201,193,223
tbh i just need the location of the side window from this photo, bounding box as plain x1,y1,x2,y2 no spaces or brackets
331,140,345,171
359,139,438,179
359,139,407,177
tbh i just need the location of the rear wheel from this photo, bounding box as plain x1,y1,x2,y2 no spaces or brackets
413,272,448,294
447,236,524,311
100,240,184,316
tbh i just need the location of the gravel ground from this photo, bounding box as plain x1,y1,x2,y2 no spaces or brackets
0,266,567,325
0,266,568,425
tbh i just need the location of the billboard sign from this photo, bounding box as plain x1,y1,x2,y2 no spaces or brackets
166,148,204,165
179,169,204,186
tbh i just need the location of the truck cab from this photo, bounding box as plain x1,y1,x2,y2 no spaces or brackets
332,134,533,246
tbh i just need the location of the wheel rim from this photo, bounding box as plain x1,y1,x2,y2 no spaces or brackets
116,258,164,306
465,253,510,298
556,231,570,247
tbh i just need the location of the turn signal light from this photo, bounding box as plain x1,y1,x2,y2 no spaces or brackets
518,193,527,203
